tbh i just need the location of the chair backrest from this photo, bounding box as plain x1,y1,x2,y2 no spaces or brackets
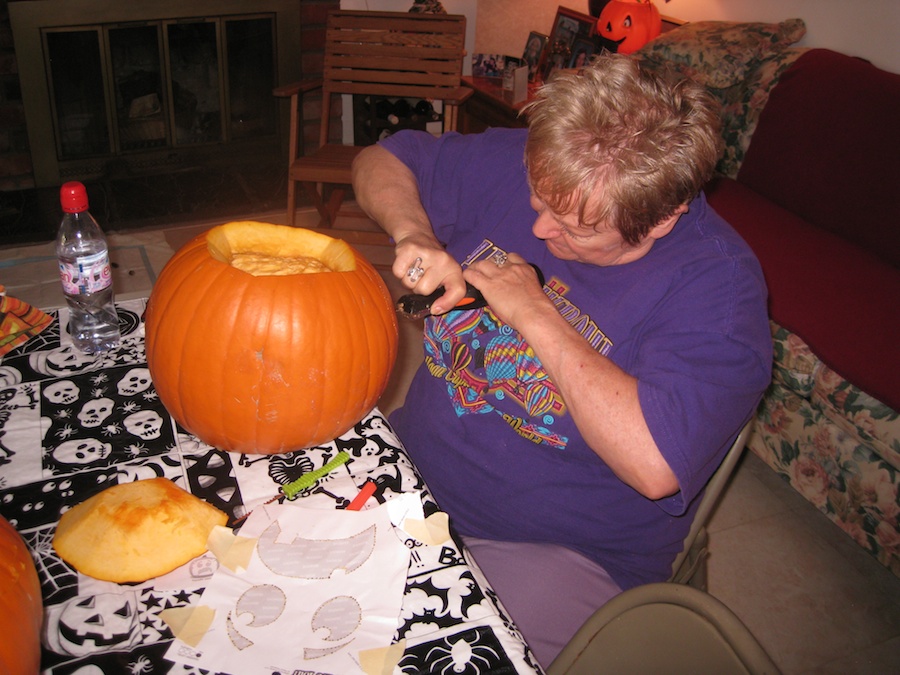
319,10,468,146
547,583,781,675
670,420,753,585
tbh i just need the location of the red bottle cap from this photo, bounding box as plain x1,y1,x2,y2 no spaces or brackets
60,181,89,213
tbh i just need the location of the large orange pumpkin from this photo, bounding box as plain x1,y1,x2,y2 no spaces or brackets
144,222,398,454
0,515,42,675
597,0,661,55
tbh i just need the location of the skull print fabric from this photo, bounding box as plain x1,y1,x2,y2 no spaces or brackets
36,362,176,477
0,299,541,675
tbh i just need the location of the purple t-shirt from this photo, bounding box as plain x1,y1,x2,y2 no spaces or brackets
381,128,771,589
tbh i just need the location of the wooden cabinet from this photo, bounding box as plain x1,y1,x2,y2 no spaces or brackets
353,95,439,145
460,76,532,133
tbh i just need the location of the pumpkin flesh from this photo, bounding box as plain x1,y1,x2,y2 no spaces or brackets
145,222,398,454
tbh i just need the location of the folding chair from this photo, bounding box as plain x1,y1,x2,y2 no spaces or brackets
547,582,780,675
669,420,753,589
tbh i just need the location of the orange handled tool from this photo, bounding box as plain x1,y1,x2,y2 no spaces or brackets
396,263,544,319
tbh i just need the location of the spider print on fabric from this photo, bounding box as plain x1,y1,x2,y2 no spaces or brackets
400,626,517,674
429,636,498,675
126,654,153,674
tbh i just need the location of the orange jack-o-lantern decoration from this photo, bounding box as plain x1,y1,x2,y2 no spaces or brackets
144,222,399,454
597,0,661,55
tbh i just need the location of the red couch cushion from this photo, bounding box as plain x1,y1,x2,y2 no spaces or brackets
706,176,900,411
737,49,900,269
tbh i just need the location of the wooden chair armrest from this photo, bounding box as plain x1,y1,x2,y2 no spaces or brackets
445,87,474,106
273,79,324,98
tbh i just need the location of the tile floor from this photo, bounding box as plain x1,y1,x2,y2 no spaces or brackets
2,206,898,675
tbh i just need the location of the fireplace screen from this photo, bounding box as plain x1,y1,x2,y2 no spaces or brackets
44,16,276,164
109,25,167,153
46,29,109,158
11,0,302,188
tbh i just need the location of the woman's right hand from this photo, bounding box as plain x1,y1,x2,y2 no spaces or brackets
351,144,465,314
393,233,466,315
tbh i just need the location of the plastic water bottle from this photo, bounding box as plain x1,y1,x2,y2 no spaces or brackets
56,181,120,353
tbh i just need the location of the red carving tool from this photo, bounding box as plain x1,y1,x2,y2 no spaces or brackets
347,479,378,511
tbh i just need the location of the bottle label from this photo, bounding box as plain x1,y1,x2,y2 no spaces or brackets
59,251,113,295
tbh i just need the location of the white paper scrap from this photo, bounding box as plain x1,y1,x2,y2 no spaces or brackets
164,499,411,675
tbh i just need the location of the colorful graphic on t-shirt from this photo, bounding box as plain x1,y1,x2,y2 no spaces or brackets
424,305,568,448
422,241,612,450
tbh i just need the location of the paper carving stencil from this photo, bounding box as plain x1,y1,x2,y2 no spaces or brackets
257,520,376,579
227,584,286,649
165,501,410,675
305,595,362,660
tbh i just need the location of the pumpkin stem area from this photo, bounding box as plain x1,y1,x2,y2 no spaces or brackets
205,221,357,277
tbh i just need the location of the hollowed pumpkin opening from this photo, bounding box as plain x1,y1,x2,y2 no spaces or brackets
206,221,357,276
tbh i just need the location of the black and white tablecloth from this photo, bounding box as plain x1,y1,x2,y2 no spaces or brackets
0,298,542,675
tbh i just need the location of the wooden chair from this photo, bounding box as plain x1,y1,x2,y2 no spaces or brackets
273,10,472,232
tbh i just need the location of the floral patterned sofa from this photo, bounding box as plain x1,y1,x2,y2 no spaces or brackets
637,21,900,576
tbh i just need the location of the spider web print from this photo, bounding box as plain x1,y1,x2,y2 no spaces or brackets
27,526,78,603
9,310,60,354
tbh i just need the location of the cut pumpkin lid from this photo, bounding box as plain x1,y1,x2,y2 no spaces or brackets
206,221,357,276
53,477,228,583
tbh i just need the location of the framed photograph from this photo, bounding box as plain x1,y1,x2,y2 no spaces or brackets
521,32,549,82
542,6,597,81
568,38,595,69
471,53,505,78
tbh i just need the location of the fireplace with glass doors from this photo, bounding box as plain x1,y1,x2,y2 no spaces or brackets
10,0,303,187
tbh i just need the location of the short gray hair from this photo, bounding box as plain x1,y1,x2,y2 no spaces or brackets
523,53,723,244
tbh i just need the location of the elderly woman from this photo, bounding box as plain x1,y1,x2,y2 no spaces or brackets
352,53,771,667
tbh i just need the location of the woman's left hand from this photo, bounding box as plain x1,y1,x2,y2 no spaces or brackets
463,252,549,331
